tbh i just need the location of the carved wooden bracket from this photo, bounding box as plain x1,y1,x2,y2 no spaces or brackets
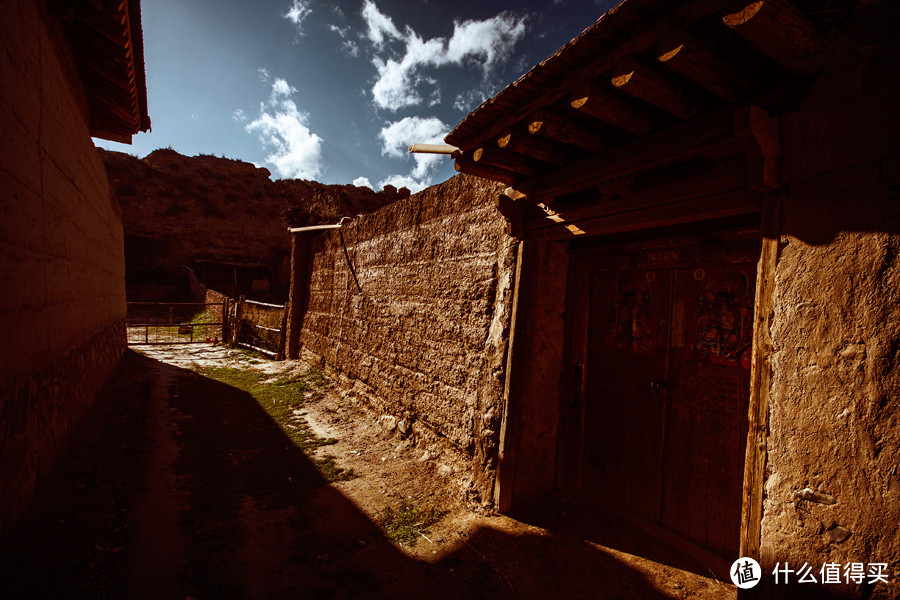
734,106,782,191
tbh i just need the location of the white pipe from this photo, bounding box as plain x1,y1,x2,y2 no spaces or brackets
288,216,353,233
408,143,459,155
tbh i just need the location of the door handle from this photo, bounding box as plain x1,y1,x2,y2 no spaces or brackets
649,379,666,391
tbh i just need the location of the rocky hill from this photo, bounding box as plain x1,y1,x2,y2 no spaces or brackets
101,148,408,300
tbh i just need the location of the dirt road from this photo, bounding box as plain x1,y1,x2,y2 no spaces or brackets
0,346,734,599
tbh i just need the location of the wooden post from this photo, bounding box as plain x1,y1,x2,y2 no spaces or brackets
739,192,781,599
221,298,230,342
494,240,525,512
234,295,245,345
276,303,289,361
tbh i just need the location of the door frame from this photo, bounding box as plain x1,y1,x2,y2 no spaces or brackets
557,218,772,577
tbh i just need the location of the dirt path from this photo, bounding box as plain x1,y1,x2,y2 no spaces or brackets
0,345,736,599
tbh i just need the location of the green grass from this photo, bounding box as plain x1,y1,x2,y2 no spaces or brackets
200,365,355,482
377,502,443,546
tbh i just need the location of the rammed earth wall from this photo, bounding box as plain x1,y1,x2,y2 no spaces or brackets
0,0,127,537
297,174,516,504
755,5,900,598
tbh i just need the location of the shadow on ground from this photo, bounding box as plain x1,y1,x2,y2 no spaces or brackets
0,350,778,599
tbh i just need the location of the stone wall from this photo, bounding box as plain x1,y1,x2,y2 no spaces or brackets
0,0,127,537
297,174,515,504
758,4,900,597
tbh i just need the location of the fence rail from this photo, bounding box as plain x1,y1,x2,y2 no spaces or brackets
126,302,227,345
126,296,288,359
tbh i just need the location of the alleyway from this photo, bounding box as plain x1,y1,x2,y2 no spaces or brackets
0,347,734,599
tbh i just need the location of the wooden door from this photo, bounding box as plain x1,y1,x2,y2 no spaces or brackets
579,233,755,559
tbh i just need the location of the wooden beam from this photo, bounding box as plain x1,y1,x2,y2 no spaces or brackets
723,0,830,76
474,146,547,177
527,110,606,152
525,189,760,242
516,108,738,201
656,27,749,102
454,155,522,186
734,106,782,191
569,82,654,135
497,131,575,167
526,165,747,235
611,57,698,119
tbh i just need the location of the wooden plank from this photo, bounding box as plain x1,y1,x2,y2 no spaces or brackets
473,146,547,177
569,81,654,135
656,27,749,102
454,155,522,186
723,0,830,76
525,190,761,242
515,108,738,201
611,57,698,120
739,193,780,565
497,131,575,167
527,110,607,152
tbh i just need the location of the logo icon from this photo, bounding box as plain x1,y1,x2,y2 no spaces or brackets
731,557,762,589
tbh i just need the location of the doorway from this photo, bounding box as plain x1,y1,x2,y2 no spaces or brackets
571,228,757,560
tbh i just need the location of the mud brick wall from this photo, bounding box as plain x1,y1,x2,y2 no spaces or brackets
298,174,516,504
0,0,127,537
757,4,900,598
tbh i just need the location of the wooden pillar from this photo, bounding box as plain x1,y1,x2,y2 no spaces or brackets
286,232,313,360
738,192,781,600
494,240,524,512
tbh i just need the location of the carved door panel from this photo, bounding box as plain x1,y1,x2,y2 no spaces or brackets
581,244,754,559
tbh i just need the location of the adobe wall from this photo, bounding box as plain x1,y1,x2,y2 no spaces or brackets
297,174,515,505
0,0,126,537
758,4,900,598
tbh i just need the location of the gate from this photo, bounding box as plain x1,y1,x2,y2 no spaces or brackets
126,301,227,345
232,298,287,359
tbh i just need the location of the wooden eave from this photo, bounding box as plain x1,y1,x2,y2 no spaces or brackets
446,0,852,216
65,0,151,143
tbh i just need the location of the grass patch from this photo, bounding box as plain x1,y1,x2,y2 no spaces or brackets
200,365,354,482
377,502,443,546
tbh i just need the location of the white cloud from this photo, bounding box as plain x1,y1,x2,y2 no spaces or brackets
329,24,360,57
283,0,312,33
360,1,527,111
352,176,373,189
232,108,247,122
361,0,402,47
245,77,324,180
272,78,295,98
377,116,449,191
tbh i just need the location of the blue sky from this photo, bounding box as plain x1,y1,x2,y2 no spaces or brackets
96,0,614,192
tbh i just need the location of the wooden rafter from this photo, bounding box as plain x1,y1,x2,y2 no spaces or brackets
513,108,738,202
473,146,547,177
569,82,654,135
447,0,731,150
497,131,576,167
656,27,749,102
454,155,522,186
527,109,606,152
611,57,698,119
723,0,830,76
